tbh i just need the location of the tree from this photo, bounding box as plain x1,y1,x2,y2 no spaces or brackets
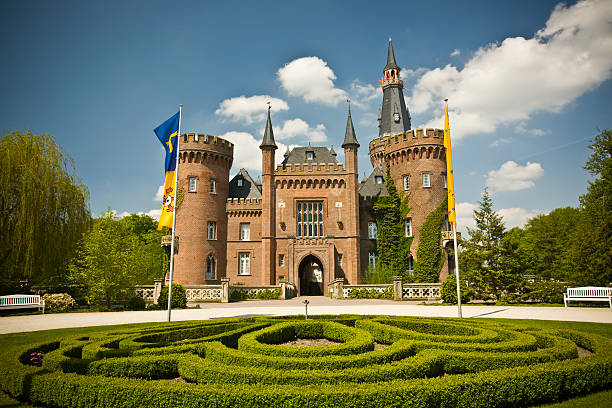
0,130,90,293
413,197,446,283
69,211,166,306
460,189,522,301
571,129,612,286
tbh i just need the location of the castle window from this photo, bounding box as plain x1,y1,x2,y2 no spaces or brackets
237,179,243,187
209,179,216,194
306,151,314,160
422,173,431,188
296,201,324,237
337,254,343,267
239,252,250,275
443,174,447,189
206,255,215,280
207,221,216,240
188,177,197,193
407,255,414,276
375,176,383,184
405,218,413,237
279,254,285,267
240,223,250,241
194,134,199,142
368,222,377,239
403,175,410,191
368,251,377,269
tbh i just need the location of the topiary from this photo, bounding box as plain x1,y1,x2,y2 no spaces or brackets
157,283,187,309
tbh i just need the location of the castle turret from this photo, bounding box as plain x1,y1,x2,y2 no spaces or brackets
260,106,277,285
172,133,233,284
379,38,411,138
342,104,361,282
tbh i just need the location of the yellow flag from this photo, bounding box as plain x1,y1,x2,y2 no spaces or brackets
154,112,180,230
444,102,457,227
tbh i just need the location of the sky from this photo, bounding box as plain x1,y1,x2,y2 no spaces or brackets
1,0,611,233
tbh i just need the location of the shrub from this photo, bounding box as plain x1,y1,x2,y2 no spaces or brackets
230,288,280,300
41,293,76,312
157,283,187,308
441,275,471,304
349,287,393,299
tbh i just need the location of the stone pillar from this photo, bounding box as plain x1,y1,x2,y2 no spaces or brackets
393,276,403,301
331,278,345,299
279,280,287,300
221,277,230,303
153,278,163,302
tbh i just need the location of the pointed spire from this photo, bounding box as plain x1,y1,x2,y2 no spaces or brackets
330,145,336,156
384,37,400,70
342,102,360,148
283,145,291,157
260,104,277,149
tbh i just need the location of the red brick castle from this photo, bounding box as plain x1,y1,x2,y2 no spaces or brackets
167,40,454,295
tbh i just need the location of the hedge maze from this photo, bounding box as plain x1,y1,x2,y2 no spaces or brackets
1,315,611,407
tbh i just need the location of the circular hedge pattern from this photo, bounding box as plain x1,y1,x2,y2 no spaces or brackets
1,315,611,407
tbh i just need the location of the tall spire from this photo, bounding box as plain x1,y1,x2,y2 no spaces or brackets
385,37,400,70
342,102,360,148
260,105,277,149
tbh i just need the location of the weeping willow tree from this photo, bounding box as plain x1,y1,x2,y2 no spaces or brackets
0,130,91,291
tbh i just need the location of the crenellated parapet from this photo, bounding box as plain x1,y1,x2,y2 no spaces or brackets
369,128,445,167
226,198,262,217
180,133,233,169
275,162,345,173
275,177,347,189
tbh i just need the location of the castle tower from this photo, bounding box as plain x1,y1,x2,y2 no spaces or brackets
369,40,452,282
172,133,233,284
260,107,277,285
342,105,361,279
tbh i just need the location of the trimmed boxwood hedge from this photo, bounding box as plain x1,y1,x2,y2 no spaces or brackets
1,315,611,408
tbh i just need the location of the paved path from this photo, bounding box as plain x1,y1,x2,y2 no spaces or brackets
1,296,610,334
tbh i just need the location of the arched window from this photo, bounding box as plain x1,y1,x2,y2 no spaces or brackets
206,255,216,280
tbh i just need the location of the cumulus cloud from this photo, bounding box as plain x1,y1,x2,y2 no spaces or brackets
498,207,544,229
407,0,612,140
350,80,379,108
220,131,295,172
215,95,289,124
113,208,162,221
456,202,478,232
486,161,544,192
515,121,550,136
277,57,348,106
153,185,164,202
276,118,327,142
450,49,461,57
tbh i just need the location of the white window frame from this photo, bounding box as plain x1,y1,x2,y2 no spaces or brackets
209,179,216,194
375,176,383,184
306,151,314,160
188,177,197,193
207,221,216,240
405,218,413,237
422,173,431,188
403,175,410,191
279,254,285,267
407,255,414,275
337,253,343,267
240,223,250,241
442,173,447,189
206,255,215,279
239,252,250,275
237,179,243,187
296,201,324,238
368,251,377,269
368,222,378,239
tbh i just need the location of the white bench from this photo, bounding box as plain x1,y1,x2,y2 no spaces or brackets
0,294,45,313
564,287,611,308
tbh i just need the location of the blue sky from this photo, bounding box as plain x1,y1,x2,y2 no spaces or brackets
1,0,611,233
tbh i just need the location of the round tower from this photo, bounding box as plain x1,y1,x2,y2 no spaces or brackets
173,133,233,285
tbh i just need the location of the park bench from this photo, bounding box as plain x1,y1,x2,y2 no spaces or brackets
563,287,611,308
0,294,45,313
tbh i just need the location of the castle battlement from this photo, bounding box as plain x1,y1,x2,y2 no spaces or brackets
226,198,262,215
275,162,345,173
369,128,444,150
181,133,234,157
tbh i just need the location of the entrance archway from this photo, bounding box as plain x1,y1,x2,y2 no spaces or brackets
298,255,324,296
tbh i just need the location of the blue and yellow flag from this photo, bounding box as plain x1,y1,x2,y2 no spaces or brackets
444,102,457,227
155,111,180,230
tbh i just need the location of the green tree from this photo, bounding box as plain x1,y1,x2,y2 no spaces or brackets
0,130,90,293
69,211,166,307
571,129,612,286
413,197,446,283
460,189,521,301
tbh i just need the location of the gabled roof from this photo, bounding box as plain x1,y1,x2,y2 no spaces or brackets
229,168,262,199
282,146,339,165
359,166,388,198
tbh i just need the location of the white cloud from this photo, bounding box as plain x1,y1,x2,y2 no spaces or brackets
489,137,512,148
276,118,327,142
215,95,289,124
350,80,379,108
515,121,550,136
486,161,544,192
153,185,164,202
498,207,544,229
456,202,478,232
112,209,162,221
220,131,295,172
407,0,612,140
277,57,348,106
450,49,461,57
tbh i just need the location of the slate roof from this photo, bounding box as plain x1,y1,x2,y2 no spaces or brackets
359,166,388,198
384,38,400,70
342,106,360,148
260,107,277,149
282,145,339,165
228,168,262,199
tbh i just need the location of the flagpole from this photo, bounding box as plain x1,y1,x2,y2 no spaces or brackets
167,104,183,322
453,224,462,318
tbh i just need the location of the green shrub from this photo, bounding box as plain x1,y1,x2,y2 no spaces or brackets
349,287,393,299
441,275,471,304
157,283,187,308
230,288,280,300
41,293,76,312
126,295,146,310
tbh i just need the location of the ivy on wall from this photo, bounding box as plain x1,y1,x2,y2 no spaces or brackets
414,196,447,283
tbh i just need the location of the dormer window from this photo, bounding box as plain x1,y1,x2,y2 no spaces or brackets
237,179,243,187
375,176,383,184
306,151,314,160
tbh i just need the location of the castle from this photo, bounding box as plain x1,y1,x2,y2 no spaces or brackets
167,40,454,295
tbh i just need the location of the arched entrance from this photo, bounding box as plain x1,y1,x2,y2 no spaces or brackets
298,255,324,296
